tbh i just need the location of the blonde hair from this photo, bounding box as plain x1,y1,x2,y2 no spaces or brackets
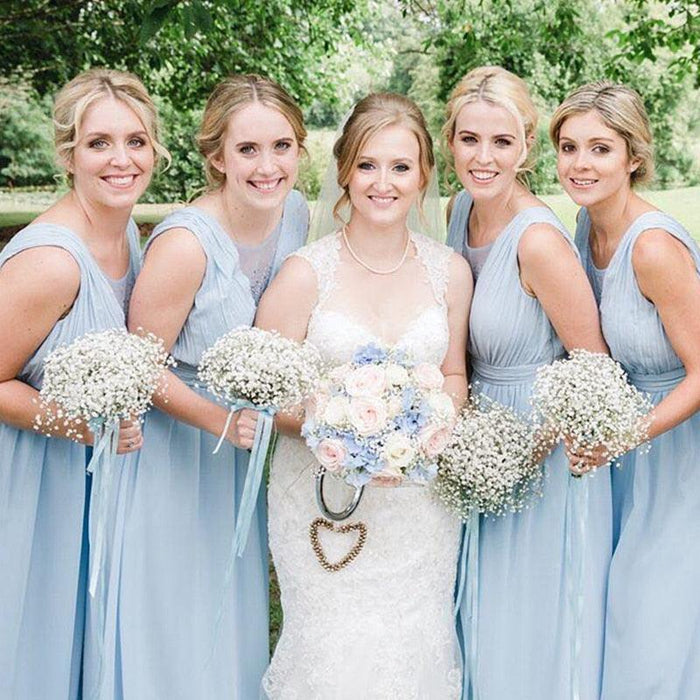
442,65,539,186
197,74,306,189
53,68,169,180
549,81,654,186
333,92,435,221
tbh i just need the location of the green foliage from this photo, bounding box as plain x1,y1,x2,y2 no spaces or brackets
144,101,205,204
0,85,58,187
0,0,370,112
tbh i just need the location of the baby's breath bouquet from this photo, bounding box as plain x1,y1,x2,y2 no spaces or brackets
37,328,173,595
198,326,321,557
435,395,542,520
530,349,652,699
435,394,543,700
530,349,652,466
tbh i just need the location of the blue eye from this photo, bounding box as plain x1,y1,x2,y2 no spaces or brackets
495,138,513,147
358,161,374,170
394,163,410,173
128,137,146,148
275,140,292,151
239,144,256,155
89,139,109,149
460,135,477,144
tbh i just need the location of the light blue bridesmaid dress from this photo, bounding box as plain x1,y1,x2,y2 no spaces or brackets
0,220,141,700
108,191,308,700
576,208,700,699
447,190,612,700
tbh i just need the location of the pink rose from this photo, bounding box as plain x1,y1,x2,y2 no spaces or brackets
412,363,444,391
419,423,451,458
347,396,388,436
315,438,347,474
344,365,386,397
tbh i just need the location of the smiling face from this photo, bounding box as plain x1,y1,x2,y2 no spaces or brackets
68,96,155,210
346,123,423,230
212,101,300,212
449,100,526,202
556,110,639,208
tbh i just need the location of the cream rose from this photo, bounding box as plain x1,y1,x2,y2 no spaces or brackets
315,438,347,474
382,432,416,469
418,423,451,458
323,395,349,427
344,365,386,397
428,392,456,423
347,396,388,435
413,363,444,391
371,463,404,487
385,363,409,386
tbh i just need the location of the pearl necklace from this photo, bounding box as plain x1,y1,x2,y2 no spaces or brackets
342,225,411,275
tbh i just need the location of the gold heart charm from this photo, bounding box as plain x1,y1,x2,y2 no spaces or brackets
309,517,367,573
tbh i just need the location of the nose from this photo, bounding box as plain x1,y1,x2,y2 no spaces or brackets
373,167,392,193
572,149,591,171
109,143,131,168
476,141,492,164
257,148,276,175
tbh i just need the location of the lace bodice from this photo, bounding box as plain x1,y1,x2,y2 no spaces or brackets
294,232,451,366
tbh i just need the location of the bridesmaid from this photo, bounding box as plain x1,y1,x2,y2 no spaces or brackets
0,69,163,699
551,81,700,699
114,75,309,699
443,66,611,700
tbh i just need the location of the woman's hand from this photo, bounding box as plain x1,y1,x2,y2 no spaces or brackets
564,437,611,477
115,418,144,455
227,408,259,450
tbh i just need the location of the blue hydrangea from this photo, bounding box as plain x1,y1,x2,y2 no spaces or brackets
352,343,388,366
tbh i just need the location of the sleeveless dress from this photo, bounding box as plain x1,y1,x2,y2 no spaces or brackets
575,209,700,699
0,221,141,700
109,192,307,700
447,191,612,700
262,231,463,699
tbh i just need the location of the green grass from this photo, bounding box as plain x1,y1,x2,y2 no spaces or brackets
2,186,699,239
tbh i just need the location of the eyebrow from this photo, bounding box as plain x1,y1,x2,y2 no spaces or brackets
84,130,148,139
559,135,615,143
357,155,416,163
457,129,516,139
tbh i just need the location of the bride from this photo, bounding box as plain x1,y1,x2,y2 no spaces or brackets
256,93,472,698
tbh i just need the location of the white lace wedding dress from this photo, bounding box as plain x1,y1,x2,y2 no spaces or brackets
262,232,462,699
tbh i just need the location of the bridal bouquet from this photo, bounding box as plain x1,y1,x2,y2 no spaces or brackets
530,349,652,466
302,343,457,489
434,395,542,520
198,326,321,556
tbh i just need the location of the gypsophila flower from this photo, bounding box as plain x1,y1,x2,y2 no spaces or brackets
303,343,456,487
435,395,542,520
530,350,652,466
35,329,173,437
197,327,322,412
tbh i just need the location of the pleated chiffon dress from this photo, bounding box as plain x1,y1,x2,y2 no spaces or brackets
111,192,307,700
0,221,141,700
576,209,700,699
447,191,612,700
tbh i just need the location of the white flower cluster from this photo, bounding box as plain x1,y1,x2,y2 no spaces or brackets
531,349,652,464
36,328,173,437
434,395,542,520
198,326,321,412
302,343,456,488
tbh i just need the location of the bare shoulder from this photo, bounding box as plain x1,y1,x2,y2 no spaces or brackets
447,250,473,290
1,245,80,303
518,223,575,264
632,227,695,274
268,253,317,296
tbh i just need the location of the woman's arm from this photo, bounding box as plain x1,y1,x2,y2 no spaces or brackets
519,223,608,354
632,228,700,440
0,247,141,453
128,229,257,449
254,255,318,436
442,252,472,408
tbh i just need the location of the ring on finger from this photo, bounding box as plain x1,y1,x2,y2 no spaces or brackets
127,439,134,448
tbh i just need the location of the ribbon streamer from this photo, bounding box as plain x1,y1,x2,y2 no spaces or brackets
85,416,119,700
565,474,589,700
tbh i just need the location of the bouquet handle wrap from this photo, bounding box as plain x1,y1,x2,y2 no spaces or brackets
457,511,480,700
86,416,120,700
207,400,277,666
565,475,589,700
